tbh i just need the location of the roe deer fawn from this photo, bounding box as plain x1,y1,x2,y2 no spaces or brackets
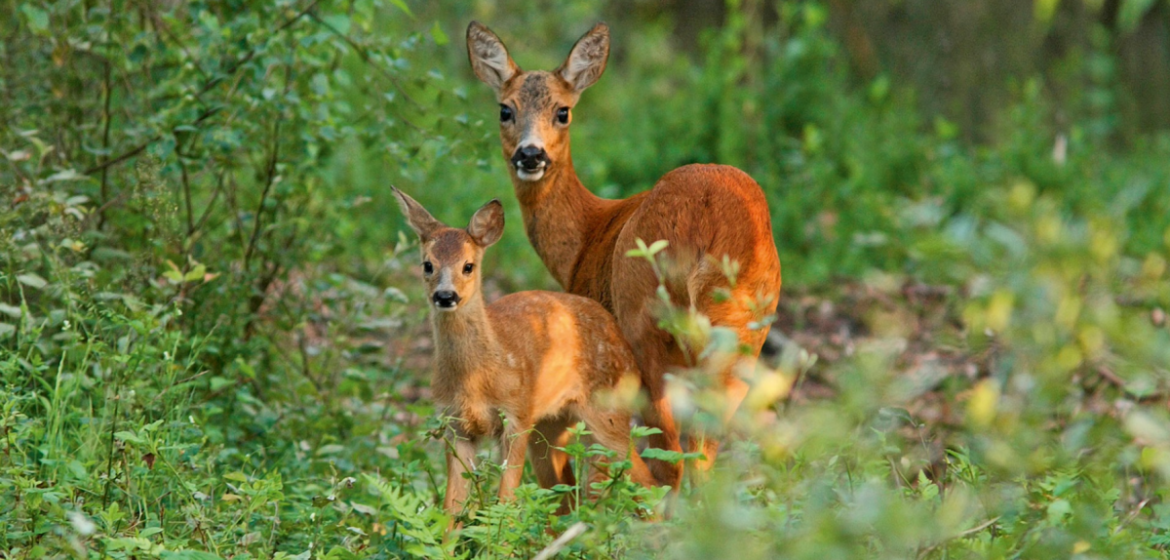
467,22,783,488
391,187,656,519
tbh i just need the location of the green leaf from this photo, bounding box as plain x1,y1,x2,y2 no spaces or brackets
430,21,448,46
162,551,225,560
20,4,49,36
389,0,415,19
1034,0,1060,25
114,431,144,445
184,264,207,282
16,273,47,290
1119,0,1157,32
1046,498,1072,524
640,448,687,464
630,426,663,439
322,14,350,36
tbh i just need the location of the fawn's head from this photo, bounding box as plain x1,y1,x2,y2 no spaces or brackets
391,187,505,312
466,21,609,183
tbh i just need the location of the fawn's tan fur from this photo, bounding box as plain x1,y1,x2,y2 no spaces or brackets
468,21,784,488
391,187,656,519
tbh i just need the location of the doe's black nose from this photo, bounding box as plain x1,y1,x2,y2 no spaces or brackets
432,290,461,308
511,146,550,171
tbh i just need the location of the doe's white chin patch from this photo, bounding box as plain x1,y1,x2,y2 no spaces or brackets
516,169,545,182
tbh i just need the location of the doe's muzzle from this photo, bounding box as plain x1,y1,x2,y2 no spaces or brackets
511,145,550,173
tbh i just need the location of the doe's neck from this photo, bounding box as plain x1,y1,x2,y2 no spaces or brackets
511,156,611,287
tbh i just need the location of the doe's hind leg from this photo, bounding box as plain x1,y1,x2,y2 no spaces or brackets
530,415,578,514
578,405,657,490
687,278,773,480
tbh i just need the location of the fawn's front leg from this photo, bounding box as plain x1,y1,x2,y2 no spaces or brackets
444,428,479,517
498,421,531,501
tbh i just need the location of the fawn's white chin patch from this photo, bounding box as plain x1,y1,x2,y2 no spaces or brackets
433,302,459,312
516,168,545,182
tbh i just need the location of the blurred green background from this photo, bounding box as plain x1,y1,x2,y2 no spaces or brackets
2,0,1170,558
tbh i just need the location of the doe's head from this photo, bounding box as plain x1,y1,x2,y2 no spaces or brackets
466,21,610,183
391,187,505,312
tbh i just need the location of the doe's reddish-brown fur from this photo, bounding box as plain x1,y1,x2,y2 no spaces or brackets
467,21,783,488
391,187,656,521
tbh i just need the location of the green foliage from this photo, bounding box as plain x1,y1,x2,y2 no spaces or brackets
2,0,1169,558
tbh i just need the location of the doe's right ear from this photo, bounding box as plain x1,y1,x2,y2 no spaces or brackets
467,21,519,92
391,186,443,240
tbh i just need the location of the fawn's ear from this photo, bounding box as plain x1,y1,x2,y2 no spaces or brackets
557,23,609,93
467,199,505,248
391,187,442,240
467,21,519,92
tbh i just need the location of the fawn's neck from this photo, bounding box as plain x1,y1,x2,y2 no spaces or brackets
512,155,613,288
430,296,499,401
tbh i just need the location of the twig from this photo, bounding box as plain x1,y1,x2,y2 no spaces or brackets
192,169,226,234
176,140,195,235
84,141,150,176
98,2,115,230
1094,365,1168,403
243,116,280,268
533,522,588,560
916,517,1000,559
84,0,317,177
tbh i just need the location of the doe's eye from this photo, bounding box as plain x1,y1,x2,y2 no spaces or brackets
555,107,569,124
423,261,434,274
499,105,514,123
462,263,475,275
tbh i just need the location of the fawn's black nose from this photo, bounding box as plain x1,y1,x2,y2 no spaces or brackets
511,145,550,172
432,290,460,308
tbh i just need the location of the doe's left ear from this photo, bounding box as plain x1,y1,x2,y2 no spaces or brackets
558,23,610,92
467,199,505,248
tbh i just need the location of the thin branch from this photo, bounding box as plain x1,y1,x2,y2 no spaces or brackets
533,523,589,560
1094,364,1168,403
97,2,115,229
85,141,149,176
916,517,1001,560
192,169,226,234
243,105,284,268
84,0,318,177
176,139,195,235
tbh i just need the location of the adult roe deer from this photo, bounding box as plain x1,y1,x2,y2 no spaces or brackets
466,22,782,488
391,187,657,520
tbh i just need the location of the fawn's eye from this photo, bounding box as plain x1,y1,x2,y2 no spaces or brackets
423,261,434,274
499,105,514,123
462,263,475,275
555,107,569,125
